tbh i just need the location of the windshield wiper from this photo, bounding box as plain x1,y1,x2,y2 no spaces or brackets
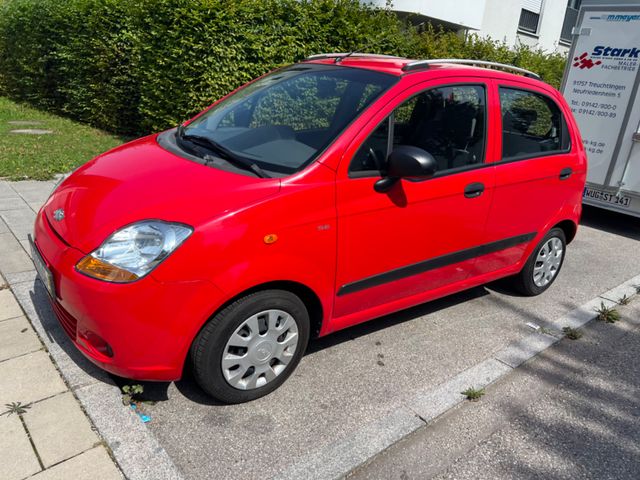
176,125,270,178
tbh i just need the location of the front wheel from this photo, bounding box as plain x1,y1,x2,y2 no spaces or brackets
512,228,566,296
190,290,310,404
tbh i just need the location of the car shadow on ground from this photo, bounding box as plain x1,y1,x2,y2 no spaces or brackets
112,261,603,406
137,285,503,406
580,205,640,241
307,286,493,354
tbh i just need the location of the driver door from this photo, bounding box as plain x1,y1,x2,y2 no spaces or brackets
332,79,497,330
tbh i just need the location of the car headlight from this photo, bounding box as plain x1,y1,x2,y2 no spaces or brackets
76,220,193,282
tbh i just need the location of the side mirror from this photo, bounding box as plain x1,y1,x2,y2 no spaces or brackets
374,145,437,193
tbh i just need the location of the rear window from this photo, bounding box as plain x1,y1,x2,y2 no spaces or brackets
499,87,570,161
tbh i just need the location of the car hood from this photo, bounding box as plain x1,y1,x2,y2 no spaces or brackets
42,133,280,253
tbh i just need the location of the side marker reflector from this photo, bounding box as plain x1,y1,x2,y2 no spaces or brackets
263,234,278,244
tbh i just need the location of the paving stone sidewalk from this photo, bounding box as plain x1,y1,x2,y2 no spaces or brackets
0,275,122,480
0,277,122,480
0,179,122,480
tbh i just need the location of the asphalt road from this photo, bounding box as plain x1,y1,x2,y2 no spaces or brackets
136,205,640,480
350,298,640,480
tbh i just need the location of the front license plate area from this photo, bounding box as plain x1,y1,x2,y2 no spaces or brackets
29,236,55,298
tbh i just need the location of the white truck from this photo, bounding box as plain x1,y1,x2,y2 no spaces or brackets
561,1,640,217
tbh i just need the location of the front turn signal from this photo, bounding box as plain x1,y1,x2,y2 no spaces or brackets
76,256,139,283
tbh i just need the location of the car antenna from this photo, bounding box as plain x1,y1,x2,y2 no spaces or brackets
334,52,355,64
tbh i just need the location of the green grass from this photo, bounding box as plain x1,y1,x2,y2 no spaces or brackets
461,387,485,401
0,97,125,180
595,302,620,323
618,294,630,306
562,326,583,340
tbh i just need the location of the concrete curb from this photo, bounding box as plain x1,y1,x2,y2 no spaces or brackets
277,272,640,480
277,407,424,480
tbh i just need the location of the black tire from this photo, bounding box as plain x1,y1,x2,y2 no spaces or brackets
512,228,567,296
190,289,310,404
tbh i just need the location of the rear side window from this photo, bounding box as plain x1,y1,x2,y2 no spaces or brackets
350,84,487,175
499,87,570,161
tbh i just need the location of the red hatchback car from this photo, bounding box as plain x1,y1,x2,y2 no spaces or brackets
32,54,586,403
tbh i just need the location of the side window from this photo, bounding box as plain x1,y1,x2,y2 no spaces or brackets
350,85,487,175
350,118,390,173
499,87,570,160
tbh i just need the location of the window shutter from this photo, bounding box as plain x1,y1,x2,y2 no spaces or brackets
522,0,543,14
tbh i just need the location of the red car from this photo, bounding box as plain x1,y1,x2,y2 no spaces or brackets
32,54,586,403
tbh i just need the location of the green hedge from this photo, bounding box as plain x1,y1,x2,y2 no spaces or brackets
0,0,567,136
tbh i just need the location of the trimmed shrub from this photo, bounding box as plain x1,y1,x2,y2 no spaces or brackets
0,0,142,133
0,0,567,136
414,25,567,88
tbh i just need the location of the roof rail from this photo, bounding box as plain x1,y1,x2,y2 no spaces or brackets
402,59,541,80
305,52,402,62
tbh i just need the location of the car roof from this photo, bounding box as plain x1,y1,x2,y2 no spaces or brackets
303,54,544,85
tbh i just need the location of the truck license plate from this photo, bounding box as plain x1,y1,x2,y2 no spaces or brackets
583,187,631,208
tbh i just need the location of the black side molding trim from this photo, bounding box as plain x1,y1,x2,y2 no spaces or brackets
337,232,537,296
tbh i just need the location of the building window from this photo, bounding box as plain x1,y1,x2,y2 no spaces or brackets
560,0,582,44
518,10,540,34
518,0,543,35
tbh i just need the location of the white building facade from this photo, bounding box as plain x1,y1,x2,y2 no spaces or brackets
368,0,583,53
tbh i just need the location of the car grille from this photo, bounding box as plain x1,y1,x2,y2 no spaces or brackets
52,300,78,340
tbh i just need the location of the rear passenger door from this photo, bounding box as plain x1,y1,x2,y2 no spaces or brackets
475,80,579,275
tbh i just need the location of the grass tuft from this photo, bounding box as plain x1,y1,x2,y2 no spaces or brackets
595,302,620,323
538,326,554,336
462,387,485,401
1,402,31,416
562,327,583,340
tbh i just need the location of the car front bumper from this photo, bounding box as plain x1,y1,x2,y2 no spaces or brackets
32,209,223,381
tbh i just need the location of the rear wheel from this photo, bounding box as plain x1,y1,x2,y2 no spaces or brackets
191,290,310,404
512,228,566,296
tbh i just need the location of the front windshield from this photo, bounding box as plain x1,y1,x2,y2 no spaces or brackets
182,64,397,175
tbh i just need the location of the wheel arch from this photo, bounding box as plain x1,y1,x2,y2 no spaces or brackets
237,281,324,338
194,280,325,344
553,219,578,244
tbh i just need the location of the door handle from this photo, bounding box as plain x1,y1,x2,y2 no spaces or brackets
559,167,573,180
464,182,485,198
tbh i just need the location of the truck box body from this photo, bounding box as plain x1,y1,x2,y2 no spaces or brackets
561,2,640,217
